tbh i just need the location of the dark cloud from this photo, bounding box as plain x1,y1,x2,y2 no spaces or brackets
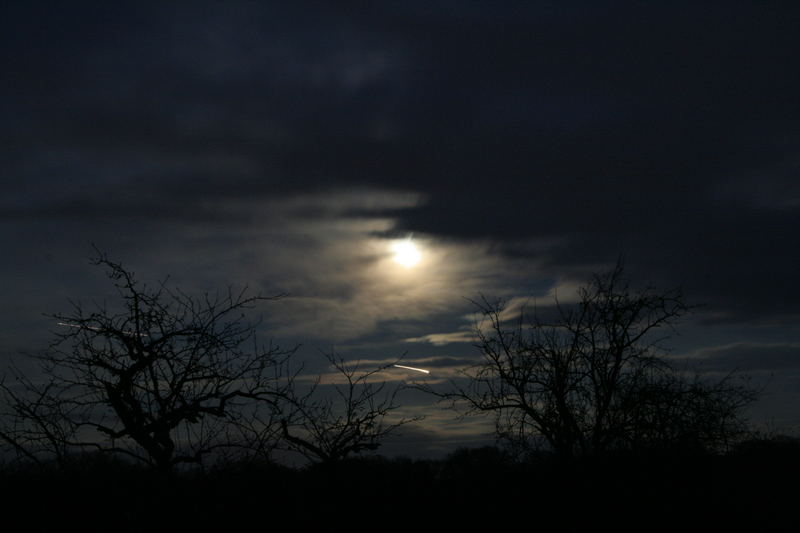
685,342,800,374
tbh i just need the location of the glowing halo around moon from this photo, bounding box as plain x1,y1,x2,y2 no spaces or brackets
391,239,421,267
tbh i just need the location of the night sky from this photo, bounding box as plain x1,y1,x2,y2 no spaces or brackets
2,1,800,457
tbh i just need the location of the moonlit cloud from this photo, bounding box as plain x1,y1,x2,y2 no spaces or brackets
404,331,476,346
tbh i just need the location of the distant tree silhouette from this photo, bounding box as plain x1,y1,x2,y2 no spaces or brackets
276,352,420,464
426,262,758,459
0,251,294,472
0,373,75,467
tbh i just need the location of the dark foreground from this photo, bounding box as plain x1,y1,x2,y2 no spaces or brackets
2,440,798,531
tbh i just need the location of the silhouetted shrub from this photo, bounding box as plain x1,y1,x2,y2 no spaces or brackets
425,263,759,459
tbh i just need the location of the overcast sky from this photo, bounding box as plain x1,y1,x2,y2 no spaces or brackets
2,1,799,456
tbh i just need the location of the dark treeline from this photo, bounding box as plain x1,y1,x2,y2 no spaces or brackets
1,439,799,530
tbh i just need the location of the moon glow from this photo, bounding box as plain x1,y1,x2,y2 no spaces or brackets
392,240,421,267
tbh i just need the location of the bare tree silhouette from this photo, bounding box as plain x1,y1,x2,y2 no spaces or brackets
424,262,758,459
0,251,294,472
277,352,421,464
0,373,75,467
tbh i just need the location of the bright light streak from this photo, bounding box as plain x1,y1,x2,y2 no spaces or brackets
393,364,430,374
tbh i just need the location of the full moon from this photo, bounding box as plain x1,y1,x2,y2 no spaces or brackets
391,240,421,267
